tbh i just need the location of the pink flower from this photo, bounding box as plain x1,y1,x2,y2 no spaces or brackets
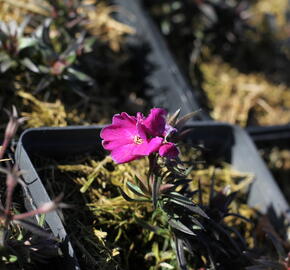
101,109,179,164
101,112,163,163
143,108,167,137
142,108,177,138
159,142,179,158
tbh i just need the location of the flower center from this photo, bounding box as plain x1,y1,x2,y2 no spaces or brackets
133,135,143,144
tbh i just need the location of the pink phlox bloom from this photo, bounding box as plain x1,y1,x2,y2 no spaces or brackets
159,142,179,158
143,108,177,138
143,109,178,158
101,109,180,163
100,112,163,164
143,108,167,137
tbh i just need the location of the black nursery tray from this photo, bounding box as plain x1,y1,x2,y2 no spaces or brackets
15,122,290,269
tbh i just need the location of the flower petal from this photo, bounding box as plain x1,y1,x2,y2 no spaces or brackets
102,138,131,151
143,108,167,137
159,142,179,158
100,125,135,142
110,143,139,164
132,137,163,156
136,112,145,122
100,112,138,142
147,137,164,154
112,112,136,126
136,122,147,140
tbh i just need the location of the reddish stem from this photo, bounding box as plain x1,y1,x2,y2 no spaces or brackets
5,186,13,216
13,209,43,220
0,137,10,160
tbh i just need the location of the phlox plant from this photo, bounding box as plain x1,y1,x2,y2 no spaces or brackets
101,108,246,269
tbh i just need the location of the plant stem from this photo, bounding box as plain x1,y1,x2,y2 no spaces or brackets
80,156,111,193
0,137,9,161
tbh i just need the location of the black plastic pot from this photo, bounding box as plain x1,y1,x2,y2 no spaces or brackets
114,0,210,120
15,127,83,270
15,122,290,269
246,125,290,203
247,125,290,145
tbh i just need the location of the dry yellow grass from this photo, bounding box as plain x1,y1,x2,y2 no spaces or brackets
79,1,135,51
17,91,88,127
18,91,68,127
200,57,290,126
249,0,288,30
0,0,50,22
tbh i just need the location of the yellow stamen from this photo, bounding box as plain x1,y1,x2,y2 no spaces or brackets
133,135,143,144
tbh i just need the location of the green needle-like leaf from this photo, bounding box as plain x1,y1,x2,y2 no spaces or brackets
169,218,195,236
